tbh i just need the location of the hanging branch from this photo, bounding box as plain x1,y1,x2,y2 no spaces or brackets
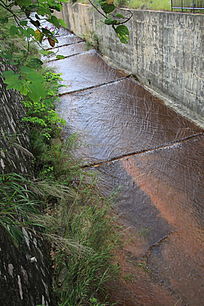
86,0,132,43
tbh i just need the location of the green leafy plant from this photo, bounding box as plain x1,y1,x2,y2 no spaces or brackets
87,0,131,43
0,0,66,47
0,0,132,143
21,70,65,133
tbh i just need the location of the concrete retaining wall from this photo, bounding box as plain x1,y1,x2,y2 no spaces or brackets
0,65,33,174
0,65,54,306
62,4,204,126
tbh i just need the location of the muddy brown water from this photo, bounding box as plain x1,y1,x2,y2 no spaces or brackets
47,29,204,305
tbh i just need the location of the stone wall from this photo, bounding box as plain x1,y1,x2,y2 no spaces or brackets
0,65,54,305
62,4,204,127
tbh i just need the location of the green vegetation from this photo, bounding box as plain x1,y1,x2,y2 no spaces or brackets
83,32,100,50
0,5,120,305
0,143,119,305
0,0,130,50
40,172,119,305
114,0,203,11
0,173,41,245
114,0,171,10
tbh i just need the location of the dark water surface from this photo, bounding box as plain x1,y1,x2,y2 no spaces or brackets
48,28,204,305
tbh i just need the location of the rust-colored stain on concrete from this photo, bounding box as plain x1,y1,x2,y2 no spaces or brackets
50,27,204,305
120,136,204,304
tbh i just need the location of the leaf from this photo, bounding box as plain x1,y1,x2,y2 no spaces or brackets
48,3,61,11
3,70,19,87
20,66,42,82
101,3,115,14
3,71,29,95
105,18,117,25
40,50,54,56
19,20,28,26
20,27,35,38
115,25,129,44
37,6,50,15
27,58,43,69
42,28,53,36
22,117,47,127
48,37,56,47
26,28,35,36
56,55,66,60
58,19,66,27
0,17,9,24
27,80,46,102
20,67,46,101
9,25,20,36
34,30,44,42
30,19,40,27
16,0,32,6
48,15,60,28
115,13,125,18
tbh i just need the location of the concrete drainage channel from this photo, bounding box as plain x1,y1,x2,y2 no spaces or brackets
45,28,204,305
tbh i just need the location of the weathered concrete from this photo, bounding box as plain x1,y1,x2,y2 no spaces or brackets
44,41,91,62
0,65,54,305
58,77,203,163
0,226,54,306
42,32,82,49
0,65,32,174
62,4,204,127
50,27,204,305
47,49,126,94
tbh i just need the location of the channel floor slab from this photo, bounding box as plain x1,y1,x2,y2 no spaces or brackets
42,33,83,49
44,42,91,62
57,78,203,163
96,134,204,305
48,50,127,94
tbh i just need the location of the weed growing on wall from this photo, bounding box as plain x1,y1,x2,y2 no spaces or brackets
0,141,119,304
0,173,41,245
35,162,120,305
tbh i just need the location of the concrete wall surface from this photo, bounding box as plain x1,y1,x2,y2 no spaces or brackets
0,65,54,306
0,65,33,174
62,4,204,127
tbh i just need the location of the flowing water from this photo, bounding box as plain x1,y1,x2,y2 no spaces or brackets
47,28,204,305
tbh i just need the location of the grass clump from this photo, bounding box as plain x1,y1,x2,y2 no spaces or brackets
33,138,120,305
114,0,171,10
0,140,119,305
0,173,41,245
